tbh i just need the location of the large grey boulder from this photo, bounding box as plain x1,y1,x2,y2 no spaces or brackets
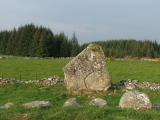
63,98,81,107
63,44,111,91
89,98,108,107
119,90,152,110
22,101,52,108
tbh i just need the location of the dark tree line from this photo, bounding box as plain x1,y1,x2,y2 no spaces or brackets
1,23,160,58
81,40,160,58
0,24,80,57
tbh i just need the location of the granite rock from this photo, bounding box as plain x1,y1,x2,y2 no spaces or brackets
63,44,111,91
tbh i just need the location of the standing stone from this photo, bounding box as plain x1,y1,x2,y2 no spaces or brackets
63,44,111,91
119,90,152,110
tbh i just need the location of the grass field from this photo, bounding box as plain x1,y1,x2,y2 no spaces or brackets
0,58,160,120
0,57,160,83
0,58,70,80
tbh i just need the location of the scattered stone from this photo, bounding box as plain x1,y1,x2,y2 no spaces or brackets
22,101,52,108
89,98,108,107
63,43,111,91
63,98,81,107
0,56,5,59
21,113,29,118
0,102,14,109
113,89,117,94
119,90,152,110
152,102,160,109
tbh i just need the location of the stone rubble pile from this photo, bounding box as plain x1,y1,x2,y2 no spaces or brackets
0,78,22,85
0,76,64,86
25,76,64,86
113,79,160,90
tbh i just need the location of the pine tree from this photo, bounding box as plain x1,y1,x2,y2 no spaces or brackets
6,28,17,55
59,32,68,57
0,31,10,54
70,32,79,57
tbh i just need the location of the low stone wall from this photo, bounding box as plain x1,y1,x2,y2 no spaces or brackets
0,78,22,85
113,79,160,90
1,77,160,91
0,76,64,86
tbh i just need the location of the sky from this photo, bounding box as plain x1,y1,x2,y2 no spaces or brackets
0,0,160,45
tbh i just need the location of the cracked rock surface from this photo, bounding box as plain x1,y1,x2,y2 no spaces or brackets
63,43,111,91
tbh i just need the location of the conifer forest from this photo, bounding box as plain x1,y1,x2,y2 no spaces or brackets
0,23,160,58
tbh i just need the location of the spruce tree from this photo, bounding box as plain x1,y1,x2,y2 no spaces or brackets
70,32,79,57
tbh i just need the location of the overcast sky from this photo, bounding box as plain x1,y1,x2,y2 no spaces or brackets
0,0,159,44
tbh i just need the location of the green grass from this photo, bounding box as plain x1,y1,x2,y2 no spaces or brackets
0,84,160,120
1,58,160,83
0,58,160,120
107,60,160,83
0,58,70,80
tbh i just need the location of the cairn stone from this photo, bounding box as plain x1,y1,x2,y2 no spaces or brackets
63,98,80,107
63,43,111,91
22,101,52,108
119,90,152,110
89,98,108,107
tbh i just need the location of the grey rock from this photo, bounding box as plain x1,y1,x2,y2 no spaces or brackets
63,44,111,91
22,101,52,108
113,80,128,88
63,98,80,107
119,90,152,110
89,98,108,107
125,80,136,90
152,102,160,109
0,102,14,109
